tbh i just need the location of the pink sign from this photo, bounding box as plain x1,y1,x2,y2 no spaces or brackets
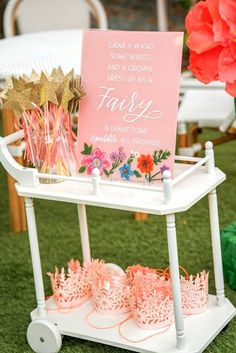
77,30,183,183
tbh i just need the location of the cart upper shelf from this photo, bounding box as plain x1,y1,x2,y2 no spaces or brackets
15,163,225,215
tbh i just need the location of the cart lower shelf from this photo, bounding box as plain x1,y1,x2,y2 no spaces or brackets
31,295,235,353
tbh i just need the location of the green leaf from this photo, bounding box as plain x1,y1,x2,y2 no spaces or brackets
79,166,86,173
127,158,134,165
104,169,109,177
133,170,142,178
161,150,171,160
81,143,92,155
153,149,171,164
153,150,158,165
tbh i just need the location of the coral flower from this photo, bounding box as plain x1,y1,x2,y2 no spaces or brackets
185,0,236,96
81,148,110,175
137,154,154,174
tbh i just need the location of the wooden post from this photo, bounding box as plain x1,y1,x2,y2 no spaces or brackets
2,109,26,232
134,212,149,221
178,122,188,150
187,123,201,157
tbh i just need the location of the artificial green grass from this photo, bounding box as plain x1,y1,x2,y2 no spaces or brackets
0,129,236,353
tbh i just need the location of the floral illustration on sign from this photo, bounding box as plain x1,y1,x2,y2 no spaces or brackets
79,145,110,175
137,150,171,182
79,143,171,183
137,154,154,174
105,147,126,177
119,163,135,180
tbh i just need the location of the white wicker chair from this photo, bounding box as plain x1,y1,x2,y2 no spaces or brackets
3,0,107,37
178,74,235,156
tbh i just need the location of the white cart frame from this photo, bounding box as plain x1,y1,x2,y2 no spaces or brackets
0,130,235,353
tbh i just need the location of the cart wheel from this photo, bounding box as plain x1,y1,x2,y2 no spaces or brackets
27,319,62,353
105,263,125,275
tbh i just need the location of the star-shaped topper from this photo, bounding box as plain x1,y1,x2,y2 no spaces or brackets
39,72,59,106
11,76,28,91
51,66,65,81
58,79,75,111
1,67,86,116
69,75,86,112
3,88,36,117
9,75,40,106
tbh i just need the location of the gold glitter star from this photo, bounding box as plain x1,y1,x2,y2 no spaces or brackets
1,69,86,115
65,69,75,80
59,80,75,111
30,69,40,82
39,72,59,105
10,75,40,105
3,88,35,117
68,75,86,112
11,76,27,91
71,75,86,99
5,76,13,89
51,66,65,81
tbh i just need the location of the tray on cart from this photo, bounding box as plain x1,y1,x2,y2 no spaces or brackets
31,295,235,353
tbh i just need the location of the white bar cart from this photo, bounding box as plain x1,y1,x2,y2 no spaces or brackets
0,130,235,353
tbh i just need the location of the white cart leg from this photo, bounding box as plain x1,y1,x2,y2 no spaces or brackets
208,189,225,305
25,197,46,318
166,214,185,350
77,204,91,263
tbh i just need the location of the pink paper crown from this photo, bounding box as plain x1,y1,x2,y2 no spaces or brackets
126,265,174,330
47,259,105,309
92,269,130,315
181,271,209,315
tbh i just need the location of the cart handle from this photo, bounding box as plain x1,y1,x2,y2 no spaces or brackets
0,130,39,187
